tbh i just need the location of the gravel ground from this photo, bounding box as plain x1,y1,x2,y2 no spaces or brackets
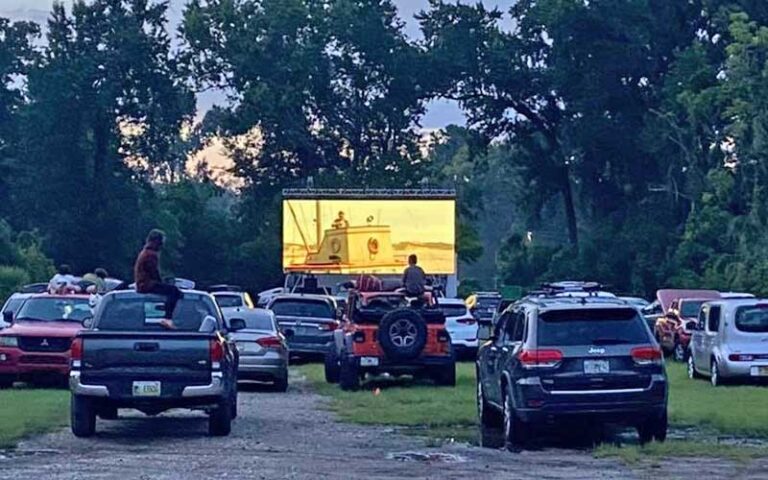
1,373,766,480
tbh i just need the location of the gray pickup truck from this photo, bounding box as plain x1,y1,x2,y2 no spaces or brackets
69,290,244,437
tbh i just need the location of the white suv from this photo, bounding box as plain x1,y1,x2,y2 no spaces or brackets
440,298,478,357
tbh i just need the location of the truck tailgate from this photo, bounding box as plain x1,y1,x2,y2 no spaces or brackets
80,332,213,398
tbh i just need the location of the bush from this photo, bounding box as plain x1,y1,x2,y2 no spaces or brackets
0,266,30,302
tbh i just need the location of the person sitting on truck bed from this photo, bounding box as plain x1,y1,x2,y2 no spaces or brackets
402,254,426,297
134,229,182,328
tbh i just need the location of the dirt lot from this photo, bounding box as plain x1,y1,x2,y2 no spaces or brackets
1,375,766,480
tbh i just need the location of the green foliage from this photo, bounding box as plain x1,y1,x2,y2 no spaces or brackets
0,266,29,302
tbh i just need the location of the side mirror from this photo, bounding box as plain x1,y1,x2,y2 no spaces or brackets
477,320,493,342
228,318,247,332
81,316,94,329
2,311,13,324
199,315,218,333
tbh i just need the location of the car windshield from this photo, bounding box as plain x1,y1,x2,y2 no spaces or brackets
97,295,219,332
538,308,650,347
215,295,243,308
237,313,274,331
680,300,705,318
2,298,25,315
15,297,91,322
270,299,334,319
441,304,468,318
735,306,768,333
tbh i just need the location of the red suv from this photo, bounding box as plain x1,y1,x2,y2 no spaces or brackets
324,289,456,390
0,294,91,387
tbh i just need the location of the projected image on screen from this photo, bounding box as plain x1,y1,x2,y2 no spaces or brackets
283,199,456,274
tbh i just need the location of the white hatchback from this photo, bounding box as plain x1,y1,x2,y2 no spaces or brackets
439,298,478,357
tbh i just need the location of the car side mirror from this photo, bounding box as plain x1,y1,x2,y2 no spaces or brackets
228,318,247,332
2,311,13,324
81,316,94,329
477,320,493,342
282,328,295,338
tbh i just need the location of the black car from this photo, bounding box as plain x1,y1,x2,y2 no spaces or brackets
69,290,243,437
476,295,668,449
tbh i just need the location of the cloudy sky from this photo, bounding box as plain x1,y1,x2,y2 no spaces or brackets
0,0,514,129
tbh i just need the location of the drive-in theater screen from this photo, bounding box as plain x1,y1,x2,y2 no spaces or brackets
282,191,456,274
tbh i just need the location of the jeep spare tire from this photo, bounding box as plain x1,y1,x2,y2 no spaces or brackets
379,309,428,360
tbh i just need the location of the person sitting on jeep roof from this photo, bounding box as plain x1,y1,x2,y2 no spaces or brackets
402,254,426,297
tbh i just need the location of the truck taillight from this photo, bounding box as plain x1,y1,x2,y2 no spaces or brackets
256,336,282,349
70,338,83,367
631,346,663,365
210,339,224,368
518,349,563,369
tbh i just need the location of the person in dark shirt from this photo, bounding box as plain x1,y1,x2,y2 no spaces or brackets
134,229,182,327
402,254,426,297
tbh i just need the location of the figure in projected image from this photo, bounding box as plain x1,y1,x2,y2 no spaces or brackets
332,211,349,229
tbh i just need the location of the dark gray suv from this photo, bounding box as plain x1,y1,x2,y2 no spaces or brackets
476,296,668,449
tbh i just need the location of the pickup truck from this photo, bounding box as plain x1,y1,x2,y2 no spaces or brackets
69,290,244,437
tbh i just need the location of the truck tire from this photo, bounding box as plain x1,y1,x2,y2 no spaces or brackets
433,362,456,387
71,394,96,438
209,399,232,436
477,381,503,448
378,309,428,361
339,357,360,391
324,347,340,384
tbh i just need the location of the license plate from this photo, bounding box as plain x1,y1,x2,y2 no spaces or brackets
360,357,379,367
751,366,768,377
132,381,161,397
584,360,610,374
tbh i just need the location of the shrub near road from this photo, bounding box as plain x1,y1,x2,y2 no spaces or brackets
301,361,768,449
0,389,69,448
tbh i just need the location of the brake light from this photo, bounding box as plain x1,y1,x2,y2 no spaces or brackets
210,339,224,368
631,346,662,365
518,349,563,368
256,336,282,349
70,338,83,367
319,322,339,331
457,318,476,325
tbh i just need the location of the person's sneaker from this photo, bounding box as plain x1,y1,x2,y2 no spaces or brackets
159,319,177,330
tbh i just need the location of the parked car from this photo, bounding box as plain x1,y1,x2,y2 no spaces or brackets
439,298,477,358
225,307,289,391
641,300,663,332
688,299,768,386
467,292,502,322
211,290,256,310
69,290,241,437
0,294,91,388
654,289,721,362
1,293,33,329
267,294,339,358
476,295,667,449
325,289,456,390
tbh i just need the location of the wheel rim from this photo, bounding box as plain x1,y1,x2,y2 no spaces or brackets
688,357,694,379
503,394,512,440
389,319,417,347
711,363,718,386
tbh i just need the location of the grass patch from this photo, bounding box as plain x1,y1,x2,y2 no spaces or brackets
0,389,69,448
298,362,476,441
595,440,767,463
667,362,768,437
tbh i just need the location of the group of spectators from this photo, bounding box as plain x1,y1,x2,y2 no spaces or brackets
47,265,110,294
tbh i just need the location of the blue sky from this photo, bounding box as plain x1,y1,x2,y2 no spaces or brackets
0,0,515,129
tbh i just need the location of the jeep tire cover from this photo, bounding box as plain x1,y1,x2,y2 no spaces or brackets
378,308,428,360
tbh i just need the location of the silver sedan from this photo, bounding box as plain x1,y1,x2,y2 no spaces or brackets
225,308,289,391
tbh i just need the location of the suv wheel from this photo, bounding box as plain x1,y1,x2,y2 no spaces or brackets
71,394,96,438
339,357,360,391
209,399,232,436
477,381,503,448
711,359,722,387
324,347,340,384
637,410,667,444
502,385,527,450
673,340,686,362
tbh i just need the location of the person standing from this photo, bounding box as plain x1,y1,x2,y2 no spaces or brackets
134,230,182,325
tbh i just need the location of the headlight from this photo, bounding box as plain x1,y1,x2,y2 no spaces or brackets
0,336,18,347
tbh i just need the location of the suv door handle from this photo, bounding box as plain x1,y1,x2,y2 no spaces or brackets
134,342,159,352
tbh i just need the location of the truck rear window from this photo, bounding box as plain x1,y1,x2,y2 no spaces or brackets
270,300,333,319
538,308,650,347
735,306,768,333
97,297,218,332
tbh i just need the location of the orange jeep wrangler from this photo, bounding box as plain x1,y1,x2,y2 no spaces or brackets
324,289,456,390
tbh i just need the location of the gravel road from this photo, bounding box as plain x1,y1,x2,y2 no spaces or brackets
1,372,766,480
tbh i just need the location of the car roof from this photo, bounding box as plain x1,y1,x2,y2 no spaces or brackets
212,291,243,297
703,298,768,308
269,293,335,303
514,296,633,313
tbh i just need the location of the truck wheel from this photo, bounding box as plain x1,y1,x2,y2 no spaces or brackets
637,410,667,444
0,375,14,389
502,385,527,451
71,395,96,438
273,373,289,392
324,348,340,384
339,358,360,391
209,399,232,436
477,381,503,448
433,363,456,387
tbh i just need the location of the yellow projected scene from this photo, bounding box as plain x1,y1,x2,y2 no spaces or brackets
283,199,456,274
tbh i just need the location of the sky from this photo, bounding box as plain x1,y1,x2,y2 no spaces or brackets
0,0,515,129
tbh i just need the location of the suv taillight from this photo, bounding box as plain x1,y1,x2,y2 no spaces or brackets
70,338,83,366
210,339,224,368
256,336,282,349
518,349,563,369
631,346,662,365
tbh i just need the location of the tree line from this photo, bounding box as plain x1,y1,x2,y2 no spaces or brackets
1,0,768,299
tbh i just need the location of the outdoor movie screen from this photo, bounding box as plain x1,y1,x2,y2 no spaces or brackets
282,198,456,274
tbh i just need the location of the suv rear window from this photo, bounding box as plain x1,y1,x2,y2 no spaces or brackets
270,300,334,319
215,295,243,308
537,308,650,347
97,296,219,332
735,306,768,333
440,304,468,318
